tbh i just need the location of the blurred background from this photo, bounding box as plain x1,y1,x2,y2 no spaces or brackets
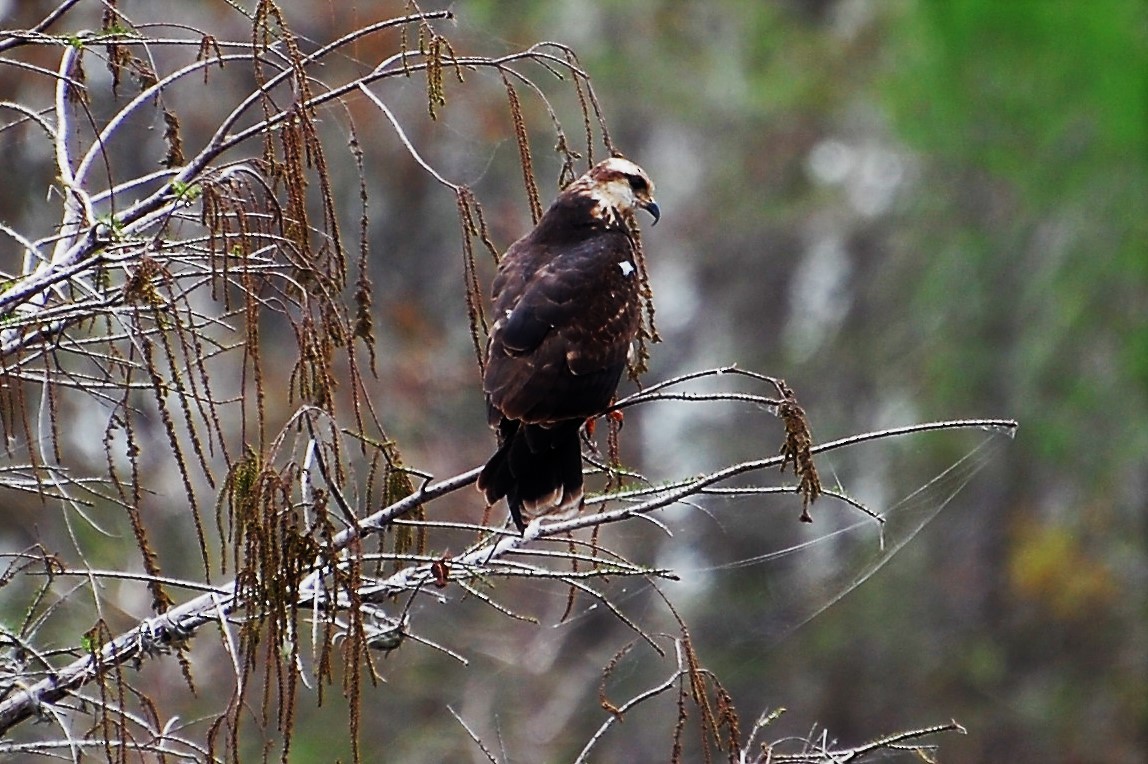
2,1,1145,761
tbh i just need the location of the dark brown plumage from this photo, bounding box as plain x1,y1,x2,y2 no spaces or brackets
477,158,660,532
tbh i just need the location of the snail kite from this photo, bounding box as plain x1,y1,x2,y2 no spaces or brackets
477,157,660,532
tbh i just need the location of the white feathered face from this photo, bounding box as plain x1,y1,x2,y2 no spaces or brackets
570,157,660,226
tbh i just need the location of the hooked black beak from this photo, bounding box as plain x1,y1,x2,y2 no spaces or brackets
640,198,661,226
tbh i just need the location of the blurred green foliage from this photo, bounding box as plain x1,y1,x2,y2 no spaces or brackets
883,0,1148,477
888,1,1146,181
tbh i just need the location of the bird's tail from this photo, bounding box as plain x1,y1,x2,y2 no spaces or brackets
477,419,584,532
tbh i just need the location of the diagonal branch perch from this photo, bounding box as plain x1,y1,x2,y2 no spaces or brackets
0,415,1016,735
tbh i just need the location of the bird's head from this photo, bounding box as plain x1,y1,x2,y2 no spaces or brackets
570,157,660,226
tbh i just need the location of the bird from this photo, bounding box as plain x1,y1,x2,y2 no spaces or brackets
477,157,660,533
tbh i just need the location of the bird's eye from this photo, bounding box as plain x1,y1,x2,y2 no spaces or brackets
627,175,648,193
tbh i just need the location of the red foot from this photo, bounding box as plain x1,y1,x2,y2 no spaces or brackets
431,553,451,588
586,410,624,439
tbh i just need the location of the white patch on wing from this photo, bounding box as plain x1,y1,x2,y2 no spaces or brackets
618,260,635,277
491,309,511,334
